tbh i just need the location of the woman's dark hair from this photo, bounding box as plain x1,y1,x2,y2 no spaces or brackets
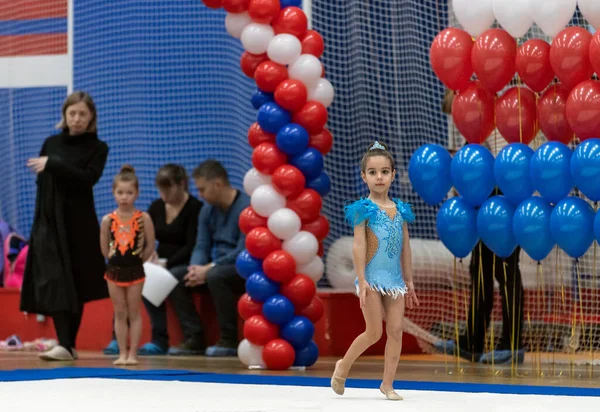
360,141,395,172
156,164,188,191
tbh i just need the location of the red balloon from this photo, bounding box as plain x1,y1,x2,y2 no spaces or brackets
589,32,600,78
252,142,287,175
317,242,324,257
222,0,249,12
272,7,307,38
309,128,333,155
471,28,516,93
248,122,275,148
246,227,282,259
240,52,268,78
550,27,593,91
301,30,324,57
451,81,495,144
292,101,328,134
263,250,297,283
248,0,280,24
298,296,324,323
301,215,330,241
272,165,306,197
274,79,308,112
202,0,223,8
243,315,279,346
515,39,554,93
254,61,288,93
537,83,574,145
429,28,473,92
281,274,316,309
238,293,263,320
239,206,268,235
565,80,600,141
287,189,322,223
262,338,295,370
495,87,538,145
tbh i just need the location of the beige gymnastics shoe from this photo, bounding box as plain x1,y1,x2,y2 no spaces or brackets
39,345,74,361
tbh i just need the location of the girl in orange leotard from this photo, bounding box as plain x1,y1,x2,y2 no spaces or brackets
101,165,155,366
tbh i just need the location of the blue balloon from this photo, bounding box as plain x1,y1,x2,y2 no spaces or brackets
235,250,263,280
251,89,273,110
257,102,291,134
262,294,295,326
477,195,517,259
281,316,314,349
408,143,453,205
530,141,573,204
513,197,554,261
550,197,594,258
280,0,302,7
290,148,324,181
306,171,331,196
293,341,319,367
276,123,309,156
594,210,600,244
450,144,495,207
494,143,534,205
436,197,479,258
571,138,600,202
246,272,279,302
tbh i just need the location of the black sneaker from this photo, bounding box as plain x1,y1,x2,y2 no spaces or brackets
167,338,206,356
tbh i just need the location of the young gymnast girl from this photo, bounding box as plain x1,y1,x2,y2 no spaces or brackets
101,165,155,365
331,141,420,400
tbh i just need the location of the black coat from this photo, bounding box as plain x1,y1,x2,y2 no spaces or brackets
20,132,109,315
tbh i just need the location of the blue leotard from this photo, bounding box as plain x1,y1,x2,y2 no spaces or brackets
344,198,415,298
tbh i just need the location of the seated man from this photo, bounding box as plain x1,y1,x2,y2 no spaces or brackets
170,159,249,357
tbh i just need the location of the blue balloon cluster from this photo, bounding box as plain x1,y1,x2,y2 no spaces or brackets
410,140,600,261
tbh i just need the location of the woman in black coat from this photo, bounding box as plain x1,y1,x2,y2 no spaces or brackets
21,91,109,361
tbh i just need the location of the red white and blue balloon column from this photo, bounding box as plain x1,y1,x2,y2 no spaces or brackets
200,0,333,370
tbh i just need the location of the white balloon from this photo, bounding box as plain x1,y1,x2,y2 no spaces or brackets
528,0,576,38
288,54,323,89
237,339,265,367
241,23,275,54
225,12,252,39
251,184,286,217
452,0,495,37
325,237,356,290
298,256,324,283
283,231,318,265
308,78,334,108
243,168,271,196
267,34,302,65
579,0,600,31
267,208,302,240
493,0,533,38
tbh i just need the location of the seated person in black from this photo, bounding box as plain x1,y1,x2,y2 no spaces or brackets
103,164,203,355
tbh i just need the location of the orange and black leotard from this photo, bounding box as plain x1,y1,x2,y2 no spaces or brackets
104,210,146,287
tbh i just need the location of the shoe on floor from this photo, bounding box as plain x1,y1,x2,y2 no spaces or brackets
71,348,78,360
480,348,525,365
39,345,74,361
205,341,237,357
138,342,168,356
433,340,481,362
103,339,119,355
168,338,206,356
